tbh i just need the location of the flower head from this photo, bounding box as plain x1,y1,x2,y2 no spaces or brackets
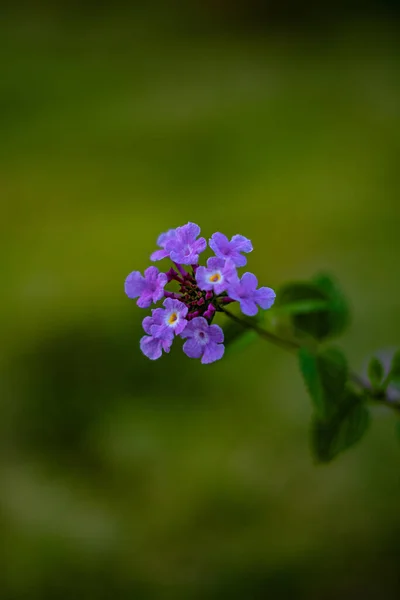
139,314,174,360
126,223,275,363
227,272,276,316
164,222,207,265
125,266,167,308
209,233,253,267
181,317,224,364
196,257,237,295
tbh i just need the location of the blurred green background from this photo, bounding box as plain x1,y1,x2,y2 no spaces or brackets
1,2,400,598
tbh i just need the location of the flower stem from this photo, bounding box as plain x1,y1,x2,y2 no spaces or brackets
221,307,400,414
174,262,187,277
220,306,300,352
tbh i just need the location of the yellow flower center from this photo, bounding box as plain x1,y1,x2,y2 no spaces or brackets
168,312,178,324
209,273,221,283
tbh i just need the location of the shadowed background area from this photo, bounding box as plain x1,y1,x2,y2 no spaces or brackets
1,2,400,598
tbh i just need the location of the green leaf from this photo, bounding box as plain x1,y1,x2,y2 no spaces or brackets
276,275,350,341
273,299,330,315
388,349,400,385
312,273,350,338
311,390,370,462
368,356,384,389
277,282,327,310
298,346,348,419
299,343,369,462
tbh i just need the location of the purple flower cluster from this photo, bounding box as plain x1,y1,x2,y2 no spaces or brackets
125,222,276,364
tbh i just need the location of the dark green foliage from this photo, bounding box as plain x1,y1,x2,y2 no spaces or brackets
368,356,385,389
312,273,350,338
299,346,369,462
276,274,350,341
311,391,370,463
298,346,348,420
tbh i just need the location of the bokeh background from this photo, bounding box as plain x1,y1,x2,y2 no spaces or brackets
1,2,400,598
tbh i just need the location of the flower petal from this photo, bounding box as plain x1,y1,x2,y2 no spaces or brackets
241,272,258,292
142,316,154,335
175,318,188,336
255,287,276,310
140,336,163,360
239,298,258,316
195,266,211,291
202,342,224,364
231,234,253,253
177,222,201,244
136,291,153,308
230,252,247,268
206,256,225,270
183,337,203,359
208,324,224,343
209,232,230,256
150,249,169,261
124,271,144,299
144,266,159,281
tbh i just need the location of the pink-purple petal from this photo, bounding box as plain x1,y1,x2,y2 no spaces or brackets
157,229,177,247
136,291,154,308
202,342,225,364
231,234,253,253
255,287,276,309
183,337,203,359
241,272,258,291
231,252,247,268
140,336,163,360
240,298,259,316
124,271,144,299
142,316,154,335
195,266,210,291
150,248,169,261
209,232,230,256
177,222,201,244
207,256,225,270
208,324,224,343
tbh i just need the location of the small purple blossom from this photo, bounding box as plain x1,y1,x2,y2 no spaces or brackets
227,272,276,316
196,257,237,295
150,298,188,338
181,317,225,364
150,228,178,261
209,233,253,267
139,314,173,360
125,266,167,308
164,222,207,265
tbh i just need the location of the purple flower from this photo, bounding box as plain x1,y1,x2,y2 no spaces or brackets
164,222,207,265
227,272,276,316
140,314,173,360
125,266,167,308
209,232,253,267
196,257,237,295
181,317,224,364
150,298,188,338
150,228,178,261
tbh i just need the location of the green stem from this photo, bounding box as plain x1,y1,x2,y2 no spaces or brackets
221,307,400,414
219,306,300,351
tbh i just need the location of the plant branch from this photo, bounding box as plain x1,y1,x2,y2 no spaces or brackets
221,307,400,414
219,306,300,351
